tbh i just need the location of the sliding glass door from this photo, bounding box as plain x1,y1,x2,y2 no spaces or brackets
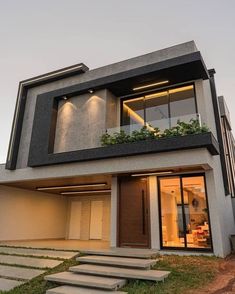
159,174,212,250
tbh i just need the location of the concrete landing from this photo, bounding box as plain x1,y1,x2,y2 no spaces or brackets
80,248,158,259
0,246,78,259
45,272,126,290
70,264,170,281
0,254,63,268
0,278,23,291
0,264,45,280
47,285,127,294
77,255,157,269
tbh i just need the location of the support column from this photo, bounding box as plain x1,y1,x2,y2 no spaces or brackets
149,176,160,250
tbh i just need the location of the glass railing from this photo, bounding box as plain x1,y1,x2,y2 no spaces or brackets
107,113,201,135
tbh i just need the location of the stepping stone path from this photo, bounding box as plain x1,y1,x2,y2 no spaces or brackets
0,264,44,280
45,249,170,293
0,246,77,259
0,278,23,291
0,254,63,268
0,246,79,292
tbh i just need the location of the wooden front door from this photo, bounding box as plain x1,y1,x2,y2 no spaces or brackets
119,177,150,248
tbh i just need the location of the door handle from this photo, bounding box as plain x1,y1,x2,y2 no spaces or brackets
142,190,146,235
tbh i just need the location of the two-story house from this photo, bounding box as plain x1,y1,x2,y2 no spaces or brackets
0,41,235,257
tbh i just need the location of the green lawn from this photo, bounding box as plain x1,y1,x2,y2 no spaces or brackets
122,255,220,294
0,255,220,294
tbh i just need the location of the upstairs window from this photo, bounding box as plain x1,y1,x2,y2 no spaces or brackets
121,84,197,132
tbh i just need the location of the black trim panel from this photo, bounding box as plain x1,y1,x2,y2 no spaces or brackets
28,132,219,167
5,64,88,170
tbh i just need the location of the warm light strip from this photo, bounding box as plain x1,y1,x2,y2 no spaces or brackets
131,171,173,177
37,183,106,191
133,80,169,91
169,85,193,94
123,104,155,132
145,85,193,100
61,189,111,195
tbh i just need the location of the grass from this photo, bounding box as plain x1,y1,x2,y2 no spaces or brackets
0,258,79,294
122,255,220,294
0,255,220,294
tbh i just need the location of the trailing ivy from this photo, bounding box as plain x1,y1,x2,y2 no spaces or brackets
100,119,209,146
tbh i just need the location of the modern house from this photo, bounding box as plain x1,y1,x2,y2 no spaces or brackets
0,41,235,257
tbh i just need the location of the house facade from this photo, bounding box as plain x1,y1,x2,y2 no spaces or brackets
0,41,235,257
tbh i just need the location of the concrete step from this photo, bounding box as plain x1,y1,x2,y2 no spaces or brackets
70,264,170,281
45,272,126,290
77,255,157,269
46,285,127,294
80,248,158,259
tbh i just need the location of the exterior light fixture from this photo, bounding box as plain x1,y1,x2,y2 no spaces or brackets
131,171,173,177
62,96,68,100
88,89,94,94
133,80,169,91
61,189,111,195
37,183,107,191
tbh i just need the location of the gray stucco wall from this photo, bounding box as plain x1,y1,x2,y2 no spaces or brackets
54,89,118,153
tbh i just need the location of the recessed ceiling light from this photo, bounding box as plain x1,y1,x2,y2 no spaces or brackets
133,80,169,91
131,171,173,177
61,189,111,195
37,183,107,191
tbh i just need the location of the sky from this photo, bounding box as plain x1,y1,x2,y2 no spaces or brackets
0,0,235,163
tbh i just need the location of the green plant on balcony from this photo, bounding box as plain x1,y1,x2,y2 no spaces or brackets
100,119,209,146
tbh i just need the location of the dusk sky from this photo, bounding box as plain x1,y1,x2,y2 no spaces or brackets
0,0,235,163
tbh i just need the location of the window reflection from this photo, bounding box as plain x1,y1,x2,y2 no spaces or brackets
121,85,197,132
159,175,211,250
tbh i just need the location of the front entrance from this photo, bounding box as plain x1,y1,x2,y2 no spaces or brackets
158,174,212,251
118,177,150,248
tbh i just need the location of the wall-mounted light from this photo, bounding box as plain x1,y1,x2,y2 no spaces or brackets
61,189,111,195
37,183,107,191
133,80,169,91
62,96,68,100
131,171,173,177
88,89,94,94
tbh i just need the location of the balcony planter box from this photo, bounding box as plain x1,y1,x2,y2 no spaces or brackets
28,132,219,167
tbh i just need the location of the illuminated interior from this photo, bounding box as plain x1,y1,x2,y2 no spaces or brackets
122,84,197,132
159,175,211,249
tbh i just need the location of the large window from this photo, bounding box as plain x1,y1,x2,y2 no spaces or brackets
121,84,197,132
159,175,212,250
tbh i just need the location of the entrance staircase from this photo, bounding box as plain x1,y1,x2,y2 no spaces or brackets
45,249,170,294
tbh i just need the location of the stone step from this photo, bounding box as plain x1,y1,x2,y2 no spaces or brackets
46,285,127,294
70,264,170,281
77,255,157,269
45,272,126,290
80,248,158,259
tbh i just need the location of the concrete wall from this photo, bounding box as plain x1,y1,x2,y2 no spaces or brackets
195,79,217,139
0,185,68,241
54,89,118,153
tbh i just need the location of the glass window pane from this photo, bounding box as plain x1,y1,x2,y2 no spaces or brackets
122,97,144,133
182,176,211,249
169,85,196,126
160,177,185,248
145,91,169,130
